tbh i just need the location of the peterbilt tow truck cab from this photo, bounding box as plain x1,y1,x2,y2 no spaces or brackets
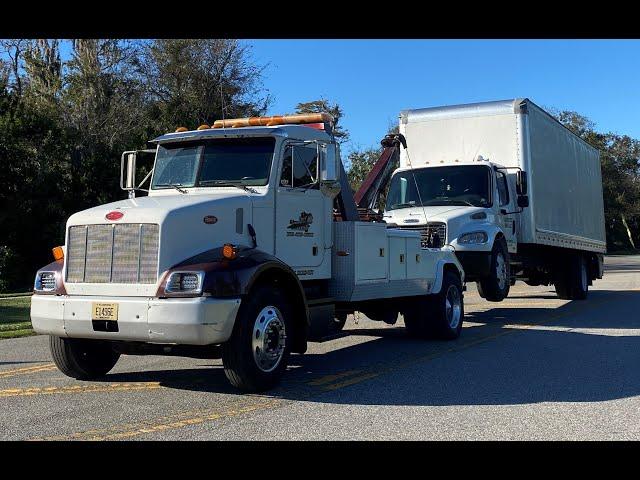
31,113,465,392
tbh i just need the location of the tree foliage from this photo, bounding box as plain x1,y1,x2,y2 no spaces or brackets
295,98,349,144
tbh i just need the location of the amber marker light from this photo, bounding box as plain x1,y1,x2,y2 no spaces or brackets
52,246,64,261
222,243,238,260
175,127,188,132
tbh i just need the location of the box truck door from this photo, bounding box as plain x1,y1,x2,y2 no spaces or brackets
275,143,325,270
495,170,517,253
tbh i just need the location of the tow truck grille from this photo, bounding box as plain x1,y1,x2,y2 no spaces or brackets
66,224,159,283
400,222,447,248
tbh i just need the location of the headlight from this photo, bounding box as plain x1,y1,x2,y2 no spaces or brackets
458,231,488,244
164,271,204,295
34,271,57,292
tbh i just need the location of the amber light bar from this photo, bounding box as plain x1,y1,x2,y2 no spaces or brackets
212,113,334,129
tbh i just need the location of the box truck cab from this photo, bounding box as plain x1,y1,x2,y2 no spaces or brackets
384,98,605,301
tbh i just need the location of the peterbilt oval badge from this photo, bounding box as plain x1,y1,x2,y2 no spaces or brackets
106,211,124,221
203,215,218,224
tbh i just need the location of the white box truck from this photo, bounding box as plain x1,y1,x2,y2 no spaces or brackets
31,113,465,392
382,98,605,301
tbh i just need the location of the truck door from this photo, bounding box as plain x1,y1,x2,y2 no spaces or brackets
275,142,326,274
495,169,517,253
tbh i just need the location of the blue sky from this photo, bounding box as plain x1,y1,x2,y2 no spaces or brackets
9,40,640,155
248,40,640,155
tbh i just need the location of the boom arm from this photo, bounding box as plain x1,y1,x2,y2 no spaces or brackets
354,133,406,211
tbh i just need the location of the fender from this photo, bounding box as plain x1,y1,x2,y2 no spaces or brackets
431,257,465,294
157,246,310,352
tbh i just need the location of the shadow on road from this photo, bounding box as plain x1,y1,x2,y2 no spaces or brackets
103,289,640,407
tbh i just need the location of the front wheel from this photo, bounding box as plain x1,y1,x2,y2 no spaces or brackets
49,336,120,380
404,270,464,340
222,286,292,392
477,238,510,302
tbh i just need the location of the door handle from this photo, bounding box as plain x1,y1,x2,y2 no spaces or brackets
512,221,516,235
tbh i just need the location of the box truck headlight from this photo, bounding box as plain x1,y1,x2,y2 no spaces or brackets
458,232,488,244
34,271,57,292
164,272,204,295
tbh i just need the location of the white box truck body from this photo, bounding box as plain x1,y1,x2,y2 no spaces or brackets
384,98,605,301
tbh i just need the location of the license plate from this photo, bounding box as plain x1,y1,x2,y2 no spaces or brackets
92,303,118,321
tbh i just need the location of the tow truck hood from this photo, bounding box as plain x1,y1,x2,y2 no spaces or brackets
65,192,255,293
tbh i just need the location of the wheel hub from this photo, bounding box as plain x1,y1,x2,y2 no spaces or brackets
496,253,507,290
445,285,462,329
252,306,286,373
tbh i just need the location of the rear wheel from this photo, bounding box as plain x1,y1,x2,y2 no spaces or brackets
222,286,292,392
555,254,588,300
477,238,510,302
49,336,120,380
404,270,464,340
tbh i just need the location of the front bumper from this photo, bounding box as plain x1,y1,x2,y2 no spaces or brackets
455,251,492,280
30,294,241,346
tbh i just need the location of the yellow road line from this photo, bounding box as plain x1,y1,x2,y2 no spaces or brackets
32,399,280,441
321,372,380,391
0,382,160,398
307,370,362,386
0,363,57,378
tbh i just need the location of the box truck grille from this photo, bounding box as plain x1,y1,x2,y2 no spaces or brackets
66,224,159,283
400,222,447,248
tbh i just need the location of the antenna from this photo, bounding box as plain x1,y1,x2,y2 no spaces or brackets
220,83,226,122
403,143,432,245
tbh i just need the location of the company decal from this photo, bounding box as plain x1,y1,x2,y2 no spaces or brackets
203,215,218,224
287,212,314,237
295,269,314,276
403,218,420,223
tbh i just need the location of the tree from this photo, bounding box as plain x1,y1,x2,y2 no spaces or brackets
134,39,270,133
295,98,350,144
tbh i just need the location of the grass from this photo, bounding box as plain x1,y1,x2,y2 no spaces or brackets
0,296,35,339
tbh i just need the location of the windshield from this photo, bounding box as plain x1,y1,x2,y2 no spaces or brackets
385,165,492,210
151,137,275,189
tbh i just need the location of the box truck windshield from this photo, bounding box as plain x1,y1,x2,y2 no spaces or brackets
151,137,276,189
386,165,492,210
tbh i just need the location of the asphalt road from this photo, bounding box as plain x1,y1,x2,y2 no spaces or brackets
1,255,639,441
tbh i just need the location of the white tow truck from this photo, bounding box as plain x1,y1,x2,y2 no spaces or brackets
31,113,465,392
360,99,605,302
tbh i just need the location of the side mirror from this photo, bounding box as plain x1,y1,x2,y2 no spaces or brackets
516,170,528,195
121,151,137,197
319,143,341,198
517,195,529,208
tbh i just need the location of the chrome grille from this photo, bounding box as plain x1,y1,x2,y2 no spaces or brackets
400,222,447,248
66,224,159,283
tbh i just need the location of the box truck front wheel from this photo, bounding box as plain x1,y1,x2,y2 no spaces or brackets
477,238,510,302
554,254,588,300
49,336,120,380
404,270,464,340
222,286,292,392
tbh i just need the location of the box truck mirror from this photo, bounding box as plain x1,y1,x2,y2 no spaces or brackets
516,170,528,195
517,195,529,208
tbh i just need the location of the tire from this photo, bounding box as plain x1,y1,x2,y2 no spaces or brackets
477,238,510,302
404,270,464,340
554,254,588,300
49,336,120,380
222,286,292,392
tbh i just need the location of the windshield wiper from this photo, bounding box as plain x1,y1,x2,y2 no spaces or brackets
201,180,258,194
390,202,418,210
156,183,188,194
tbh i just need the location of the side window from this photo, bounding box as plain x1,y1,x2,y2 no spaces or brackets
496,171,510,207
280,144,319,188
